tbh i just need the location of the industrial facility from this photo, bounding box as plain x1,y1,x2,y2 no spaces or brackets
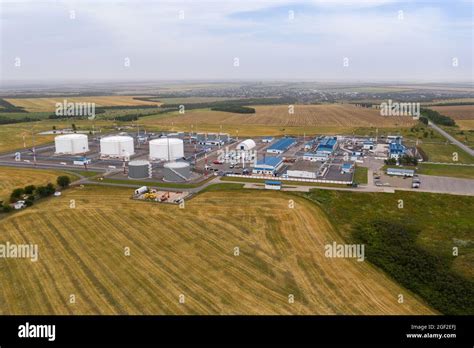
149,138,184,161
7,125,422,191
128,160,152,179
266,137,296,154
236,139,256,151
54,134,89,155
100,135,135,159
163,161,192,182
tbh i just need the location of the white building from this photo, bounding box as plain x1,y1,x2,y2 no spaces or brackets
286,160,321,179
303,152,328,162
236,139,256,151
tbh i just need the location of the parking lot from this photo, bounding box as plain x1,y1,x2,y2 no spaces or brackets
417,175,474,195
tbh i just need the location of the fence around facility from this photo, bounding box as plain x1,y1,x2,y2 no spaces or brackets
225,174,353,185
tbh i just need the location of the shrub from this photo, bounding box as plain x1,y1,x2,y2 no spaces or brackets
10,188,25,202
24,185,36,195
2,204,13,213
57,176,71,188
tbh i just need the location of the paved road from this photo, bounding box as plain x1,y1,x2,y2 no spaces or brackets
428,121,474,156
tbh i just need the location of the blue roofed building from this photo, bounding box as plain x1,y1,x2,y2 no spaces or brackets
262,136,274,143
389,142,406,159
316,136,337,154
341,163,354,173
252,156,283,175
266,137,296,154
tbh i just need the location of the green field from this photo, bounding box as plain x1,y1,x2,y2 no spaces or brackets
419,142,474,164
353,166,368,184
440,126,474,148
301,189,474,314
417,163,474,179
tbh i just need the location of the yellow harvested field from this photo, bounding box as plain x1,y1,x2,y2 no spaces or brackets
143,104,416,129
0,186,434,314
456,120,474,130
0,167,77,202
5,96,161,112
430,105,474,120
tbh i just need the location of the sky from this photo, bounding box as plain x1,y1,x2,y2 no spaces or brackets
0,0,473,83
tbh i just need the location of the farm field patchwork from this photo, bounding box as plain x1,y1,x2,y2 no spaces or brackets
0,185,433,314
140,104,416,136
5,96,161,112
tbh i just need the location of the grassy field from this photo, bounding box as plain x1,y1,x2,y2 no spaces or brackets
0,167,79,202
302,189,474,314
0,185,433,314
353,166,368,184
139,104,416,136
419,142,474,164
5,96,161,112
0,123,56,154
429,105,474,120
417,163,474,179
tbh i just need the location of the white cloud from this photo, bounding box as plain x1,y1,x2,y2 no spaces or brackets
0,0,472,81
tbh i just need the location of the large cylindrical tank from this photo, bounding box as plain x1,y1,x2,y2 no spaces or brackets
100,136,135,158
128,160,152,179
163,161,191,182
149,138,184,161
55,134,89,154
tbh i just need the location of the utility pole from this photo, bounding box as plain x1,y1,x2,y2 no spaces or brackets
32,128,37,167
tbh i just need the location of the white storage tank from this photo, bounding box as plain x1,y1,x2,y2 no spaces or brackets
149,138,184,161
163,161,191,182
100,135,135,158
55,134,89,154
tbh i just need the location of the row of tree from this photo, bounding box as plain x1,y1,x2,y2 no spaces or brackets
420,108,456,126
385,154,418,166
